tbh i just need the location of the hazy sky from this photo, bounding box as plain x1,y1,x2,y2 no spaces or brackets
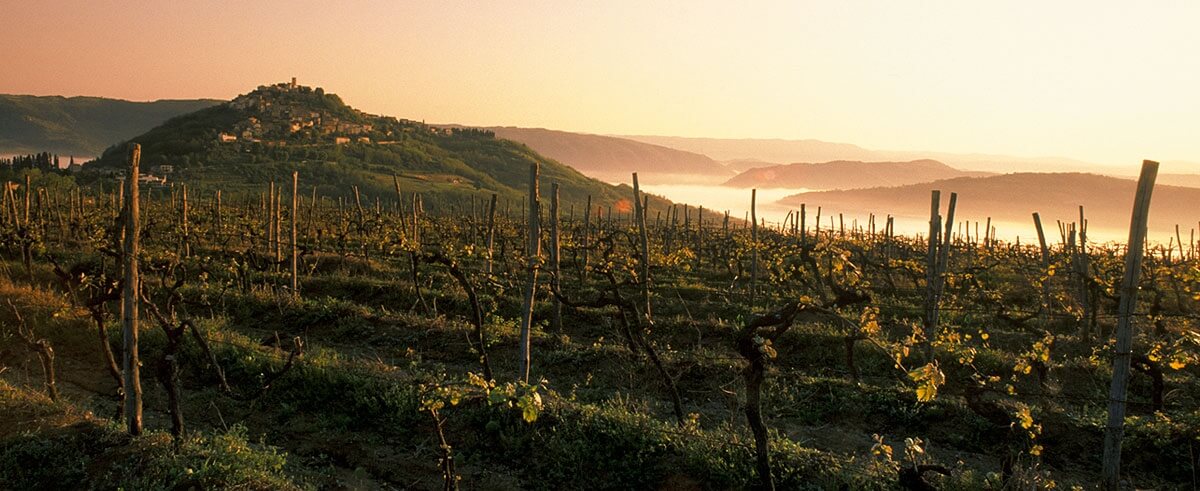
3,1,1197,167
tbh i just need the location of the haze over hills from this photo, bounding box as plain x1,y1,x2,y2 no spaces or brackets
83,81,660,211
622,135,879,166
619,134,1134,174
0,94,221,156
480,127,732,183
8,90,1200,219
723,159,990,190
722,159,779,173
1144,172,1200,189
6,90,1198,190
779,172,1200,238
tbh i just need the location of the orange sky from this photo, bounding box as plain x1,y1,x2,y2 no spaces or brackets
3,1,1198,168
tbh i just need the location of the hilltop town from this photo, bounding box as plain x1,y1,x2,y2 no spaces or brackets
216,78,485,147
221,78,374,144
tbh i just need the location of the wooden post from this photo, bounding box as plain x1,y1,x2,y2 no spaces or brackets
750,189,758,310
23,174,31,226
485,194,497,276
633,174,653,320
215,190,223,242
393,174,402,214
307,186,317,240
1,181,9,227
696,205,705,268
581,195,591,284
268,182,276,257
1077,206,1093,337
122,143,143,435
412,193,421,245
800,204,807,245
815,206,822,238
1033,212,1052,323
937,193,958,275
291,171,299,298
275,188,283,265
518,163,541,383
1176,224,1184,260
923,190,941,358
1102,161,1158,489
928,192,957,345
353,185,365,225
985,217,992,249
181,184,190,257
549,183,562,332
665,205,676,254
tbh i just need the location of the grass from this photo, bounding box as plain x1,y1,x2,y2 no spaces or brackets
0,380,302,490
1,203,1198,489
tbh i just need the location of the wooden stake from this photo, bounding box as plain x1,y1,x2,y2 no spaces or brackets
181,184,190,257
750,189,758,310
549,183,562,332
485,194,497,276
581,195,592,284
518,163,541,383
1102,160,1159,489
923,190,941,358
291,171,299,298
1033,212,1051,324
122,143,143,435
634,174,653,320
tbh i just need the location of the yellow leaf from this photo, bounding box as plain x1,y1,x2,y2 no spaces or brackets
916,384,936,402
1017,407,1034,429
1169,360,1187,370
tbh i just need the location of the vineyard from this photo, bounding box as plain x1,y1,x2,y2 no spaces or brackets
1,151,1198,490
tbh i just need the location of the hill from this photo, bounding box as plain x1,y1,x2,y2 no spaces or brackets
779,172,1200,236
1143,173,1200,189
480,127,732,183
84,81,662,210
0,94,220,156
723,159,988,190
621,135,878,164
722,159,778,173
620,134,1127,174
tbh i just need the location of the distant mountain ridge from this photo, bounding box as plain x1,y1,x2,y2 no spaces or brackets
779,172,1200,235
7,91,1200,191
722,159,779,173
83,81,659,211
0,94,220,156
479,127,732,182
1144,173,1200,189
723,159,990,190
622,135,878,165
619,134,1131,174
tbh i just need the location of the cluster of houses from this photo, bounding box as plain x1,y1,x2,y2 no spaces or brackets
219,78,374,145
